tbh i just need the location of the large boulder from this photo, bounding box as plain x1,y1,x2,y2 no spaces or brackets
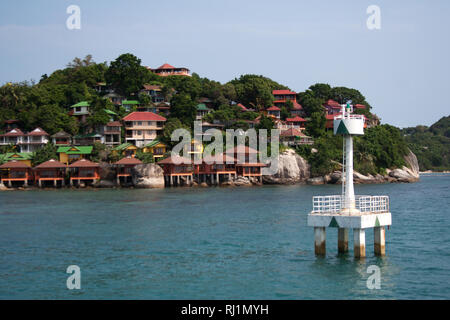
131,163,165,188
94,162,117,187
389,166,419,183
263,149,310,184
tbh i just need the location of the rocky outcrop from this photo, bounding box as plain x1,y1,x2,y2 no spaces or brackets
263,149,310,184
94,162,117,188
131,163,165,188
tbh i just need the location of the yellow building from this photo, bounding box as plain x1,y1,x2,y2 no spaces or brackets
142,140,167,162
112,143,138,158
57,146,93,165
0,153,32,166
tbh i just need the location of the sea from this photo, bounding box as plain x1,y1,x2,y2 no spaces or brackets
0,174,449,299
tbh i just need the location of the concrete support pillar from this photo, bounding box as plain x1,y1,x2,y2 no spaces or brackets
62,179,65,187
117,177,120,185
353,228,366,258
54,180,57,187
70,179,73,187
38,180,42,188
314,227,326,256
374,227,386,256
8,180,12,188
216,173,219,185
338,228,349,253
24,180,28,187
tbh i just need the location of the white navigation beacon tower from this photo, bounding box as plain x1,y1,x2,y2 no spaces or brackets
307,102,392,258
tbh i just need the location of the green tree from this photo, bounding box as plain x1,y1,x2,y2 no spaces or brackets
169,94,197,126
32,144,58,166
105,53,155,97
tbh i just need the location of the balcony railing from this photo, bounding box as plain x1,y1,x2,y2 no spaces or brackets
311,195,389,214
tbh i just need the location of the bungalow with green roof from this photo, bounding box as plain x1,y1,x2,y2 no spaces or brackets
57,146,93,165
112,143,138,158
69,101,90,122
122,100,140,112
196,103,211,120
0,152,33,166
142,140,167,162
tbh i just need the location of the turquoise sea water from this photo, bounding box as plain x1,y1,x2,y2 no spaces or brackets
0,175,449,299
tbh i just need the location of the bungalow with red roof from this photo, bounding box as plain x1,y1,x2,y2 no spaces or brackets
0,160,33,187
148,63,191,77
323,99,342,115
123,112,167,147
69,159,100,186
267,106,281,119
225,145,265,183
194,153,237,185
114,157,143,185
158,155,193,186
286,116,307,128
34,159,67,187
280,128,314,147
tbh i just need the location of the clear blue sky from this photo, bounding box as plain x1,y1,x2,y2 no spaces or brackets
0,0,448,127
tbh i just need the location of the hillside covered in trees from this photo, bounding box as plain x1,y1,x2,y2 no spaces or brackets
402,116,450,171
0,53,431,176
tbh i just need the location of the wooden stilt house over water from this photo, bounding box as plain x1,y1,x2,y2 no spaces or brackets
69,159,100,186
194,153,237,185
226,145,266,183
114,157,142,185
158,155,193,187
34,159,67,187
0,160,33,187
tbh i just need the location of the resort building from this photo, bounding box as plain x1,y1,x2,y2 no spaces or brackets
273,89,298,108
114,157,142,185
266,106,281,119
0,152,33,166
34,159,67,187
148,63,191,77
154,102,171,116
96,121,122,146
286,116,307,129
0,128,49,153
290,101,303,116
158,155,193,186
122,100,140,112
280,128,314,147
68,159,100,186
198,97,214,109
141,84,166,103
0,160,33,187
57,146,93,165
123,112,166,148
104,92,125,106
4,119,20,131
142,140,167,162
69,101,90,122
196,103,211,120
72,133,103,146
112,143,138,158
226,145,266,183
194,153,237,185
51,131,72,146
323,99,342,115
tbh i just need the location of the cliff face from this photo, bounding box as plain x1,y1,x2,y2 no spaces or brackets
263,149,310,184
131,164,165,188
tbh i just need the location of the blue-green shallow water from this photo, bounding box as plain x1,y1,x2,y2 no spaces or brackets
0,175,449,299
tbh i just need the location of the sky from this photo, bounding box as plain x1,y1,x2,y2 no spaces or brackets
0,0,449,128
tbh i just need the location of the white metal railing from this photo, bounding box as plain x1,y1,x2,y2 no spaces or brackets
311,195,390,214
334,114,365,121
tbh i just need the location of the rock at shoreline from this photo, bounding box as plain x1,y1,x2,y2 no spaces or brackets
94,162,117,188
131,164,165,188
263,149,310,184
0,183,9,191
307,177,325,185
233,176,252,186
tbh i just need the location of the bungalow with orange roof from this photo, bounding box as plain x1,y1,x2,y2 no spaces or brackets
114,157,142,185
123,112,167,147
158,155,193,187
273,89,298,109
148,63,191,77
0,160,33,187
69,159,100,186
34,159,67,187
